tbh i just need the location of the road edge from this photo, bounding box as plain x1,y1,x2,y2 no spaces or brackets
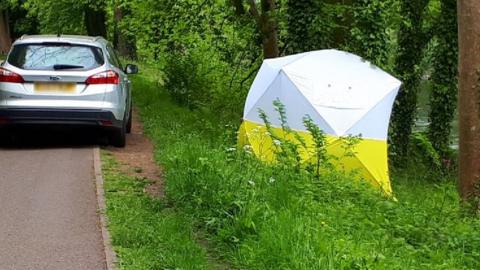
93,147,118,270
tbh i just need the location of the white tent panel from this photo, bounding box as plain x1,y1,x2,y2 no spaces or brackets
245,71,335,135
282,50,401,111
346,87,400,140
243,53,310,117
311,106,368,136
243,63,279,118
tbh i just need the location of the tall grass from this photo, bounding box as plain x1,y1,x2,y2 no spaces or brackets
130,66,480,270
103,154,214,270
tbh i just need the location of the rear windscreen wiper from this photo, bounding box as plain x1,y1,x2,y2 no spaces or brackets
53,64,84,70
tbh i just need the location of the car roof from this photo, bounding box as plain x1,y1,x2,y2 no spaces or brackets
13,35,108,47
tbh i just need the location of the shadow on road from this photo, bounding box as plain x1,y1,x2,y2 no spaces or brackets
0,126,109,149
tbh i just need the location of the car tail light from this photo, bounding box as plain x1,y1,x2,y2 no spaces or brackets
0,67,24,83
86,70,119,85
100,120,113,126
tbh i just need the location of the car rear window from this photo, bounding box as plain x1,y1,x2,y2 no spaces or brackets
7,43,105,71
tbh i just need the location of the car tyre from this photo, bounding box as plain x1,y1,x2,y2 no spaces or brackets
110,121,126,148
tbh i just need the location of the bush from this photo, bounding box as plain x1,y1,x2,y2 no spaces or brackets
163,42,250,116
164,48,212,109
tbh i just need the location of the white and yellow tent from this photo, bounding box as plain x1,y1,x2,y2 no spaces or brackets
238,50,401,194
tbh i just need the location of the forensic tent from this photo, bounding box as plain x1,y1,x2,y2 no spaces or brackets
238,50,401,194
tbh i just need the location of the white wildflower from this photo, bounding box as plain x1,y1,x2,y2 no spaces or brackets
243,145,253,151
273,139,281,146
269,177,276,183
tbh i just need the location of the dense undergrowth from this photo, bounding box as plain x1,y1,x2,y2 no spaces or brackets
116,66,480,270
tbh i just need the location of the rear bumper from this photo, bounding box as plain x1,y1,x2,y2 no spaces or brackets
0,108,123,128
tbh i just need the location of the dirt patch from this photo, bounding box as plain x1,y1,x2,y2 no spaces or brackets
105,108,164,197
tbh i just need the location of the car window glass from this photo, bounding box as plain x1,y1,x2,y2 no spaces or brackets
8,44,104,71
106,45,123,70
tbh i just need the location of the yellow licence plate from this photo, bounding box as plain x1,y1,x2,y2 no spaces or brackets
34,83,76,93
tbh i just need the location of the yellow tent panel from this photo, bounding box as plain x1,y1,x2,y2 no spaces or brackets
239,120,392,194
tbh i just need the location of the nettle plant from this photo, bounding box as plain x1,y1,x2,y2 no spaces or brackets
257,99,361,180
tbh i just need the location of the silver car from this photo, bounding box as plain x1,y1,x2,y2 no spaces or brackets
0,35,137,147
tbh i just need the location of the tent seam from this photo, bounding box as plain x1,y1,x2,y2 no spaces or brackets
345,88,400,141
244,68,281,118
281,70,339,136
352,149,390,194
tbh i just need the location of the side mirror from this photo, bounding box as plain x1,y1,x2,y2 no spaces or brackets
125,64,138,75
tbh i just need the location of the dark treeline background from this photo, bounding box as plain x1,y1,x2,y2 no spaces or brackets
0,0,458,169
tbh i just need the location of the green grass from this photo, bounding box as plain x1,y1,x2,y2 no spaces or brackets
106,64,480,270
102,153,215,270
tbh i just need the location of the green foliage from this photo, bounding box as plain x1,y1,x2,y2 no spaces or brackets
347,0,396,68
303,115,328,178
428,0,458,157
102,153,214,270
409,133,442,173
119,0,259,117
164,46,223,110
22,0,86,34
389,0,431,166
285,0,318,53
131,67,480,270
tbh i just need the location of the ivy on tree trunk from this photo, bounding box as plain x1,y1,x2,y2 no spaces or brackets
427,0,458,158
347,0,391,68
113,1,137,59
285,0,317,54
389,0,430,166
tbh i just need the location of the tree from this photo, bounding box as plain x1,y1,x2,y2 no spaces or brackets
113,0,136,59
389,0,431,166
428,0,458,158
22,0,85,34
84,2,106,37
324,0,353,48
285,0,317,54
0,9,10,54
0,5,11,54
458,0,480,204
347,0,393,68
232,0,279,58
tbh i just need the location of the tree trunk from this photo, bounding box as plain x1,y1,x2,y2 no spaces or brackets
113,4,137,59
245,0,279,58
389,0,430,167
324,0,353,48
84,5,107,37
286,0,316,54
458,0,480,203
427,0,458,158
0,10,11,55
231,0,246,16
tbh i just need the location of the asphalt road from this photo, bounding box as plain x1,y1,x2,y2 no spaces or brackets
0,127,107,270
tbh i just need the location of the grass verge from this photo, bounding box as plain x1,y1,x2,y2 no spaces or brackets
102,152,214,270
105,64,480,270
